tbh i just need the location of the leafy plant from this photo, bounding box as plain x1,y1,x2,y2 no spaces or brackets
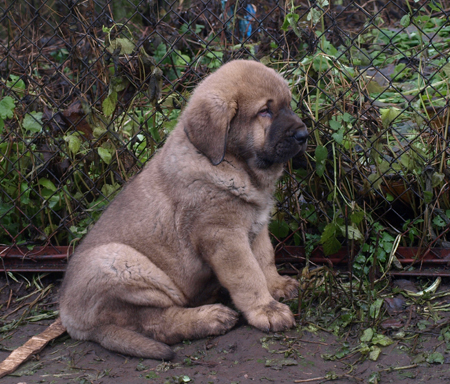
273,4,450,268
0,95,15,133
1,2,449,267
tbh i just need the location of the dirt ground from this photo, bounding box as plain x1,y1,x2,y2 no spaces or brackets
1,273,450,384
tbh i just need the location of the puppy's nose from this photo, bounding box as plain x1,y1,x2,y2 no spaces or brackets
294,130,308,145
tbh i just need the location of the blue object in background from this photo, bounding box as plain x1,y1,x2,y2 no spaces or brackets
222,1,257,38
244,4,257,37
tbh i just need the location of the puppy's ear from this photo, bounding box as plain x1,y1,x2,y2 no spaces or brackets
183,94,237,165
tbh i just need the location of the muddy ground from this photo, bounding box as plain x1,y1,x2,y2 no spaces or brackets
1,273,450,384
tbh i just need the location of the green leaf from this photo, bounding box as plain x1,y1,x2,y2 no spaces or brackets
315,145,327,162
280,18,291,31
111,77,127,93
369,298,383,319
332,132,343,144
377,249,387,263
38,178,57,192
433,216,446,228
101,183,119,198
339,224,363,241
366,80,385,94
0,96,15,119
320,221,339,243
368,371,381,384
47,194,60,209
427,352,444,364
431,172,445,188
149,123,161,142
329,119,341,130
369,346,381,361
107,38,135,55
418,320,430,331
102,90,117,117
380,107,401,128
391,64,409,84
360,328,374,342
93,126,107,138
154,43,167,62
281,13,300,36
368,173,382,190
269,220,290,239
322,236,341,256
400,153,413,170
342,113,354,123
7,75,26,91
177,52,191,65
64,134,82,155
400,14,410,27
372,334,393,346
98,146,113,164
145,371,159,379
23,111,43,133
312,55,330,72
350,211,365,225
307,8,322,24
20,182,31,204
423,190,433,204
315,163,325,177
441,63,450,78
163,119,177,133
315,145,328,177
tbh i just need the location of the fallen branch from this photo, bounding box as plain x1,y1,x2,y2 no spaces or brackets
379,364,418,372
0,318,66,379
294,373,363,382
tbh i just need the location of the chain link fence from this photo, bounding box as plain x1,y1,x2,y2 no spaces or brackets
1,0,449,269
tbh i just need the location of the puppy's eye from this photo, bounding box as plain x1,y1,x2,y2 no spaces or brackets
258,108,272,118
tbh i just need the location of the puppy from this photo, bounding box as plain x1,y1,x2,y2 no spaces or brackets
59,60,308,360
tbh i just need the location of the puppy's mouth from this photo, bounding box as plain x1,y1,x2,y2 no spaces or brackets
282,127,309,157
255,134,308,169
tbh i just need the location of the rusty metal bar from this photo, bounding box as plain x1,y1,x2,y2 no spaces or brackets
0,246,70,272
1,245,449,276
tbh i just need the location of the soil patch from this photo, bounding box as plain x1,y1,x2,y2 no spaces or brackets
1,274,449,383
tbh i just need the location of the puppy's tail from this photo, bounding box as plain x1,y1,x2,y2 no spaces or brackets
91,325,175,360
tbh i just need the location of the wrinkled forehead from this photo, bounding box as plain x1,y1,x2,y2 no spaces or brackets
240,70,291,103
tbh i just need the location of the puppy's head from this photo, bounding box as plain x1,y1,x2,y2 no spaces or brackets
183,60,308,167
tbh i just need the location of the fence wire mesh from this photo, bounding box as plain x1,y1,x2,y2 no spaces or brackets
1,0,449,266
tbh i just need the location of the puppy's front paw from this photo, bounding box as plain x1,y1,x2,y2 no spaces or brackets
200,304,239,336
269,275,299,301
245,301,295,332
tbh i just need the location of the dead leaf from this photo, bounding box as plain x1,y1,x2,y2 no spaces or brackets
380,318,403,330
384,296,406,314
62,99,93,138
265,358,298,370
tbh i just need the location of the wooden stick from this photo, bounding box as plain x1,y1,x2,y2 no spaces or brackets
0,318,66,379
